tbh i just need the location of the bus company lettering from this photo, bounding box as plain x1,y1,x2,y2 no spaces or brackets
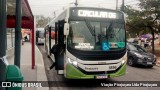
85,67,98,71
78,10,116,18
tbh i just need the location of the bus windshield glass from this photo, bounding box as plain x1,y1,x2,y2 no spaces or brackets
67,20,125,51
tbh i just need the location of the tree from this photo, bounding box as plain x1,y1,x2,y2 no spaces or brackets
124,0,160,53
36,15,51,28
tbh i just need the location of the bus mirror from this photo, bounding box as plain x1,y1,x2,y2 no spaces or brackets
64,23,69,35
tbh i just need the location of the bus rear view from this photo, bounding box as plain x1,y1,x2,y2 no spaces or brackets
36,28,45,45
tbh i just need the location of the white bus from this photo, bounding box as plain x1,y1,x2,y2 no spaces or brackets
36,28,45,45
45,7,127,79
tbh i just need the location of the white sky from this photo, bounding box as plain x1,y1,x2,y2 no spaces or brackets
28,0,139,17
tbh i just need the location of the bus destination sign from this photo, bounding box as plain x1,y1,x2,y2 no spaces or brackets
78,10,116,19
71,8,123,19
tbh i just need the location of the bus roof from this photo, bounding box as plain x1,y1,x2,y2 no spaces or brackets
45,6,124,28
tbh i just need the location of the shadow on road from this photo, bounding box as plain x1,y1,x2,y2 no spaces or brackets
127,65,155,69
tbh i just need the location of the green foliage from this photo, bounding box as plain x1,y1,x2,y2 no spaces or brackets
36,15,51,28
124,0,160,36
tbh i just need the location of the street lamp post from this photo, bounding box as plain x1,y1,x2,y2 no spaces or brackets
75,0,78,6
116,0,118,10
121,0,125,11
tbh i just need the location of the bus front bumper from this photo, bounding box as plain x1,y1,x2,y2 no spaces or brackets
65,63,126,79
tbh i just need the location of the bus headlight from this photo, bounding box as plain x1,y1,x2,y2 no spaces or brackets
121,55,127,64
68,58,78,67
121,59,126,64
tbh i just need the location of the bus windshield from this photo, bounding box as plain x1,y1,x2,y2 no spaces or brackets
67,20,125,51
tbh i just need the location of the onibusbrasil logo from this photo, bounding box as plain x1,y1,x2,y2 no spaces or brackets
2,82,42,87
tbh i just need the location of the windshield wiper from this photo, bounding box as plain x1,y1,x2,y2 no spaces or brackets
84,18,96,43
107,21,113,31
105,21,113,41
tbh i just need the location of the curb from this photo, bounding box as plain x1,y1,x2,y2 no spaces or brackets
35,45,49,90
37,65,49,90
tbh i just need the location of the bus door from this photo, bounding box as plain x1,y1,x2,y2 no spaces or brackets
44,27,47,52
55,20,65,74
49,27,52,56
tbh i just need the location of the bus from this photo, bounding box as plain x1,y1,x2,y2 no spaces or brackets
45,7,127,79
36,28,45,45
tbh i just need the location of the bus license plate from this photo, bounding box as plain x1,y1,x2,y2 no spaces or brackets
96,75,108,79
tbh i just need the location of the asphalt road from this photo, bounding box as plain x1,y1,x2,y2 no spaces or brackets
38,45,160,90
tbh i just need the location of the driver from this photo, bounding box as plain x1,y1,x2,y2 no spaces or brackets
94,34,106,50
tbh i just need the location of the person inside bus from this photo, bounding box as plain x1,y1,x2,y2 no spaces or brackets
95,34,108,50
95,28,110,50
95,34,102,50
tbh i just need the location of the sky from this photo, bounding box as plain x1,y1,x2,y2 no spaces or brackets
28,0,139,18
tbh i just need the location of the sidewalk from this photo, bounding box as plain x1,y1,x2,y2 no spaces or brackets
146,39,160,67
154,42,160,67
7,42,49,90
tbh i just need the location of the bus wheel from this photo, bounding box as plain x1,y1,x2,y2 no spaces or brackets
128,57,135,66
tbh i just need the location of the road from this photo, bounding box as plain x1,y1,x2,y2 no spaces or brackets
38,45,160,90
